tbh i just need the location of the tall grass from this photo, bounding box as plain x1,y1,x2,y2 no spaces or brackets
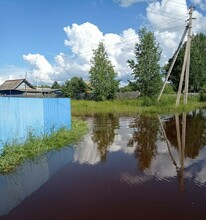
0,118,87,174
72,94,206,116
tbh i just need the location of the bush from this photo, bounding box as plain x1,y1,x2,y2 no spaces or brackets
141,97,156,106
163,84,175,94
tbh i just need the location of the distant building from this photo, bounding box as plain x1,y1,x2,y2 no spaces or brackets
0,79,62,97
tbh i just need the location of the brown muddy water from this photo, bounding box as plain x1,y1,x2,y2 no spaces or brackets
1,110,206,220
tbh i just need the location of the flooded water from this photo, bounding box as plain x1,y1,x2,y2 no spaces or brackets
1,110,206,220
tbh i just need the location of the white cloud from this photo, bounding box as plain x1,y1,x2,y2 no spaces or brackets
64,22,104,62
22,1,206,85
193,9,206,32
23,54,54,83
23,22,139,84
147,0,188,31
146,0,206,63
115,0,155,7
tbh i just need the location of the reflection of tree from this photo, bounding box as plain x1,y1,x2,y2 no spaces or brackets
128,115,159,170
91,114,119,162
165,109,206,159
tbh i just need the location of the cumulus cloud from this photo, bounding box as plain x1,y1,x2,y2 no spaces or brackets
63,22,139,80
23,54,54,83
64,22,104,61
22,0,206,85
23,22,139,84
145,0,206,63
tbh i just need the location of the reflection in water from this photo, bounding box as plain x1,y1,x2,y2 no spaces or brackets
91,114,119,162
0,148,73,217
74,112,206,189
164,110,206,158
2,112,206,219
159,113,186,192
159,110,206,191
128,115,159,170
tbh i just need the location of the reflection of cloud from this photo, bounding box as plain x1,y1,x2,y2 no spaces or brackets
110,118,136,154
149,139,206,186
73,117,136,165
184,149,206,185
73,115,206,187
147,140,178,179
73,133,101,165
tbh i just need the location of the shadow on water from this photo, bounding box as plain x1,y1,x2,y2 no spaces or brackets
1,111,206,219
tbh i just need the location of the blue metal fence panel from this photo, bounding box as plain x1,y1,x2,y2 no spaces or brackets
0,97,71,150
43,98,71,133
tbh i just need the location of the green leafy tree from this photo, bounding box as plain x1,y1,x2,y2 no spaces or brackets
51,81,61,89
89,42,119,101
62,77,87,98
128,27,162,97
167,33,206,92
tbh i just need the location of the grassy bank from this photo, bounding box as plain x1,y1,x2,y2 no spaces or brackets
0,118,87,174
72,94,206,116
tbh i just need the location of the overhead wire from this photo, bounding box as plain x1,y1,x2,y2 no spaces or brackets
0,1,196,68
0,17,187,67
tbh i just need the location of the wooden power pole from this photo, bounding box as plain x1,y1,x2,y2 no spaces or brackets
158,26,188,101
176,6,194,106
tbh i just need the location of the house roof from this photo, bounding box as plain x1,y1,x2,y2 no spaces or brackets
0,79,36,91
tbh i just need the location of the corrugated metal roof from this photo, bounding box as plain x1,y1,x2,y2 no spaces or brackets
0,79,36,90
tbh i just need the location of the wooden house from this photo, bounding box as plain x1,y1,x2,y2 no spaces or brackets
0,79,62,97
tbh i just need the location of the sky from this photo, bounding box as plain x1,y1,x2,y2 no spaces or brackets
0,0,206,86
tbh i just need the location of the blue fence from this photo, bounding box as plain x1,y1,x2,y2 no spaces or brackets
0,97,71,150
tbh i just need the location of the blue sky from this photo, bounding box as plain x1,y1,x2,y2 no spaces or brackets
0,0,206,85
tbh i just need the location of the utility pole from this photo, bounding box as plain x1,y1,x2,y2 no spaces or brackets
158,26,188,101
184,7,193,105
176,6,194,106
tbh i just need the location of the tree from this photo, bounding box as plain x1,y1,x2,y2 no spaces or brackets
51,81,61,89
128,27,162,97
89,42,119,101
167,33,206,92
61,77,87,98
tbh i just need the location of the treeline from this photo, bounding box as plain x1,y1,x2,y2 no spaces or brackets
46,27,206,101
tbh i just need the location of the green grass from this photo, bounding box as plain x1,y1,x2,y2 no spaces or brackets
72,94,206,116
0,118,88,174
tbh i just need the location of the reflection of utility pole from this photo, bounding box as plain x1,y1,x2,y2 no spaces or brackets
176,7,194,106
175,113,186,192
158,116,178,168
159,113,187,192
